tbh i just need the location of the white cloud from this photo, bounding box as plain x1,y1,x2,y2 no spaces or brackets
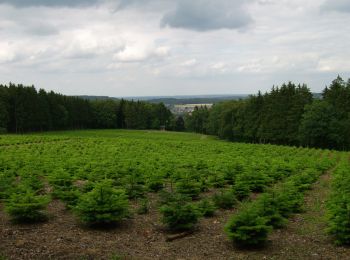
0,0,349,96
113,44,170,62
154,46,170,57
211,62,228,73
181,59,197,67
237,60,262,73
62,29,124,59
0,42,16,63
317,59,350,73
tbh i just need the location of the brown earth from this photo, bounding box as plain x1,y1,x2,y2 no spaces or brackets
1,169,349,259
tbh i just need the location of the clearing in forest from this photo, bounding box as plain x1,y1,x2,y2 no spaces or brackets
0,130,349,259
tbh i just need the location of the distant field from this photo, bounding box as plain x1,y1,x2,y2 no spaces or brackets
0,130,349,259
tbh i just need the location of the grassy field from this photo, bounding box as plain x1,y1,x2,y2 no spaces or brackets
0,130,349,259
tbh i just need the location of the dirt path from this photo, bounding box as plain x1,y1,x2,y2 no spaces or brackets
243,158,350,260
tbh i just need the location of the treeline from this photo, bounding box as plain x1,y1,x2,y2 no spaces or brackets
1,77,349,150
185,76,350,150
0,83,173,133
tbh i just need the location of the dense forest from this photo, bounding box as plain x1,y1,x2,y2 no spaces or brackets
1,76,349,150
0,83,173,133
185,76,350,150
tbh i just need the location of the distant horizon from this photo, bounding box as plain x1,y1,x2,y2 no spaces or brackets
76,92,323,101
78,93,250,99
1,80,329,99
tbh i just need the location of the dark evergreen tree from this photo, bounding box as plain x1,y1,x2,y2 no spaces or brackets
91,100,118,129
0,85,9,132
184,106,210,134
299,100,338,149
174,116,185,131
184,77,349,150
322,76,350,149
116,99,126,128
0,83,172,133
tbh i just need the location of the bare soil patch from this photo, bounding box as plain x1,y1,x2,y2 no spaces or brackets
1,171,349,259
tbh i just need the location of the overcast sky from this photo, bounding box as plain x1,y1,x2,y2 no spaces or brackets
0,0,349,96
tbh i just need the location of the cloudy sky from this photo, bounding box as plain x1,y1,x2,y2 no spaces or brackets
0,0,349,96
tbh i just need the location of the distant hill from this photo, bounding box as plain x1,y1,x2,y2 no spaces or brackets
146,95,249,105
76,93,322,105
76,94,249,105
76,95,119,101
312,93,322,99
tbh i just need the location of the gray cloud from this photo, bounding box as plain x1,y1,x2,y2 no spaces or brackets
116,0,167,9
116,0,253,31
116,0,144,9
161,0,253,31
0,0,100,8
0,0,350,96
23,22,59,36
2,0,254,34
321,0,350,13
